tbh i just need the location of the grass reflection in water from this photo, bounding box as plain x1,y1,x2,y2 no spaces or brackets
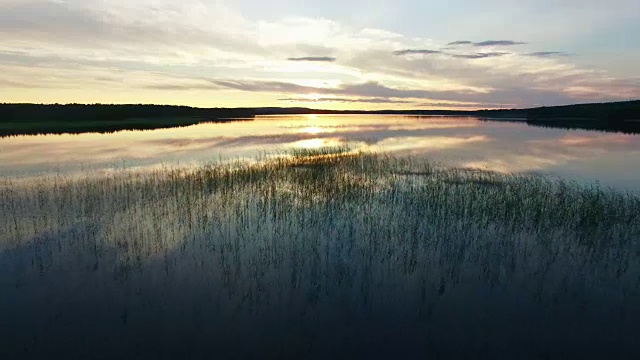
1,149,639,358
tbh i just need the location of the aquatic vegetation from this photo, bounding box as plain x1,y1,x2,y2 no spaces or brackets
289,144,355,158
0,151,639,358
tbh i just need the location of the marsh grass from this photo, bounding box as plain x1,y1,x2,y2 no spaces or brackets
1,150,639,279
1,150,639,358
289,145,355,158
1,150,638,279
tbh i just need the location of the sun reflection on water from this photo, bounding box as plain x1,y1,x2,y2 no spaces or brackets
3,114,640,192
291,138,345,149
301,126,324,135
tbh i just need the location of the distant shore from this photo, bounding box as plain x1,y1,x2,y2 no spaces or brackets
3,150,639,358
0,100,638,136
0,116,254,136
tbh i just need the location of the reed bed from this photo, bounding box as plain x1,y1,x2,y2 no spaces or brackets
0,150,639,358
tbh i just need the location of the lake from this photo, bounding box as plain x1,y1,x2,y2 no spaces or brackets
1,115,639,358
2,115,640,192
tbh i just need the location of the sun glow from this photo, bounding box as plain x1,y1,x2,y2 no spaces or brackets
301,126,323,135
291,138,344,149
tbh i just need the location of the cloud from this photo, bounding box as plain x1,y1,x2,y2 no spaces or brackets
278,97,412,104
214,79,485,103
0,0,265,63
393,49,442,56
143,83,221,91
415,102,513,109
213,80,312,93
526,51,570,58
211,78,609,108
0,1,637,109
447,41,474,46
287,56,337,62
0,78,34,88
448,40,526,47
451,52,509,59
475,40,527,46
345,47,631,104
393,49,508,60
336,81,464,99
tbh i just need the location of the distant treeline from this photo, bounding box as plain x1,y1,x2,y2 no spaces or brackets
0,103,486,136
1,100,639,136
525,100,640,121
524,101,640,133
477,100,640,121
477,100,640,134
0,104,256,136
0,104,255,123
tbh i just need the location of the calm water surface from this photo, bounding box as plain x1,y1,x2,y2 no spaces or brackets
2,115,640,191
1,115,639,359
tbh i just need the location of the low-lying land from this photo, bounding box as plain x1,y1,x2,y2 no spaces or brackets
2,100,639,136
0,116,250,136
0,104,255,136
479,100,640,134
1,150,638,358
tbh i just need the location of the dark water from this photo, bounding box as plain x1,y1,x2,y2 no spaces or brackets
1,115,640,358
1,186,638,359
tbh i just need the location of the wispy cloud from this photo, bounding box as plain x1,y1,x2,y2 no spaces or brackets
210,79,598,108
416,102,514,109
0,1,637,108
448,40,526,47
475,40,527,46
526,51,570,58
214,80,485,103
143,83,221,91
213,80,311,93
451,52,509,59
447,41,474,46
393,49,442,56
394,49,508,60
0,78,35,88
279,97,412,104
287,56,337,62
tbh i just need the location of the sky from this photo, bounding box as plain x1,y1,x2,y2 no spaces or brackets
0,0,639,110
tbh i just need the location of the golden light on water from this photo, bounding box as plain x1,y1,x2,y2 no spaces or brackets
291,138,344,149
301,126,323,135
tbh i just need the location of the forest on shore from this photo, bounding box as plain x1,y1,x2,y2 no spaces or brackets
1,100,638,136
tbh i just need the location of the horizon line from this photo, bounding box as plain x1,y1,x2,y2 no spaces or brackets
2,99,639,112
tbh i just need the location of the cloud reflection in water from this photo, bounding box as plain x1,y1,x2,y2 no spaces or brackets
2,115,640,191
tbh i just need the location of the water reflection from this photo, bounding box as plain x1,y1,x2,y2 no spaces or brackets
293,137,345,149
1,157,638,358
2,115,640,191
300,126,325,135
